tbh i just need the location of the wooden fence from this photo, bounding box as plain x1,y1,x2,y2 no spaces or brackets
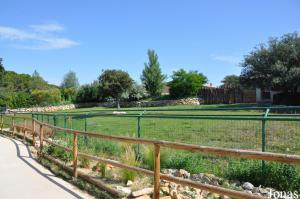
198,88,256,104
1,114,300,199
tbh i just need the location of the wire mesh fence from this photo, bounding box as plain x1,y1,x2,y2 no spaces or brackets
1,107,300,192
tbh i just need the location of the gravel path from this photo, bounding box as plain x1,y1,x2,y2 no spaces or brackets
0,135,94,199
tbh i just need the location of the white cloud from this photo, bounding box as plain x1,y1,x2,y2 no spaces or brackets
211,54,242,65
29,23,64,33
0,23,78,50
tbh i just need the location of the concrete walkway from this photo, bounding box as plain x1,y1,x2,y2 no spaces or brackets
0,135,94,199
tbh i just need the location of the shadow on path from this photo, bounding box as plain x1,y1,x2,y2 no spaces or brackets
0,134,84,199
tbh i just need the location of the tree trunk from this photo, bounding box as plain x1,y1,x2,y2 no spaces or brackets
117,98,120,109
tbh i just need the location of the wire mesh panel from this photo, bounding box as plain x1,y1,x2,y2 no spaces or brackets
139,117,262,150
266,120,300,154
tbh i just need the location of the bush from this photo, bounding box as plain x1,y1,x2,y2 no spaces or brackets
32,88,61,106
0,92,34,108
61,87,77,102
142,146,168,170
46,145,72,163
225,161,300,192
168,69,207,98
127,82,148,101
75,82,101,103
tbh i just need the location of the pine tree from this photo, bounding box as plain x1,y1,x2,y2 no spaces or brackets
141,49,166,97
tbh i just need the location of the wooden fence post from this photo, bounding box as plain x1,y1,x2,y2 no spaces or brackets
12,113,16,136
73,131,78,178
1,114,3,133
154,144,161,199
23,118,26,141
39,124,44,156
32,119,36,146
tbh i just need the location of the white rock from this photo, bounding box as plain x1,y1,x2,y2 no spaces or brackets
126,180,133,186
116,186,131,196
132,188,153,197
242,182,254,190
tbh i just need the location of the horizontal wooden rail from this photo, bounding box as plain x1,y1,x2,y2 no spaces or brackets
36,120,300,165
2,115,300,199
44,139,265,199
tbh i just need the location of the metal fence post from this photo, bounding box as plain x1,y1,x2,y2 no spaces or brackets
262,108,270,177
64,113,67,129
53,114,57,127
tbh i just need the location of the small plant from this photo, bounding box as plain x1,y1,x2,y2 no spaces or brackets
142,146,169,170
120,144,140,183
93,162,107,177
47,145,72,163
100,163,106,177
80,157,91,168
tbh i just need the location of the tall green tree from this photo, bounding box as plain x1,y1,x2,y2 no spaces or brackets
168,69,208,98
221,75,241,88
30,70,49,90
240,33,300,93
141,49,166,97
98,69,133,108
61,70,80,89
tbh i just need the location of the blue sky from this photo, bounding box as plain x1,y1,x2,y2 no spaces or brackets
0,0,299,86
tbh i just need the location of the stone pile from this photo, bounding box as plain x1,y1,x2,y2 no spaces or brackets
8,97,202,113
117,168,275,199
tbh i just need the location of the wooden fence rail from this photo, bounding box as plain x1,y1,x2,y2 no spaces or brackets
1,114,300,199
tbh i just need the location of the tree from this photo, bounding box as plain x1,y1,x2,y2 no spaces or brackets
61,71,80,89
240,33,300,94
76,81,101,103
128,82,148,101
61,71,79,101
168,69,208,98
221,75,241,88
141,49,166,97
0,58,5,85
30,70,49,90
98,69,133,108
31,88,61,106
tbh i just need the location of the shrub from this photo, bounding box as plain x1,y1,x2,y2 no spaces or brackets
75,82,101,103
46,145,72,163
32,88,61,106
128,82,148,101
168,69,208,98
225,161,300,192
61,87,77,102
120,144,140,183
0,92,34,108
142,146,168,170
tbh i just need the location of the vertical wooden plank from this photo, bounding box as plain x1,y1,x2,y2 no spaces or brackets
73,131,78,178
39,124,44,155
154,144,161,199
32,120,36,146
